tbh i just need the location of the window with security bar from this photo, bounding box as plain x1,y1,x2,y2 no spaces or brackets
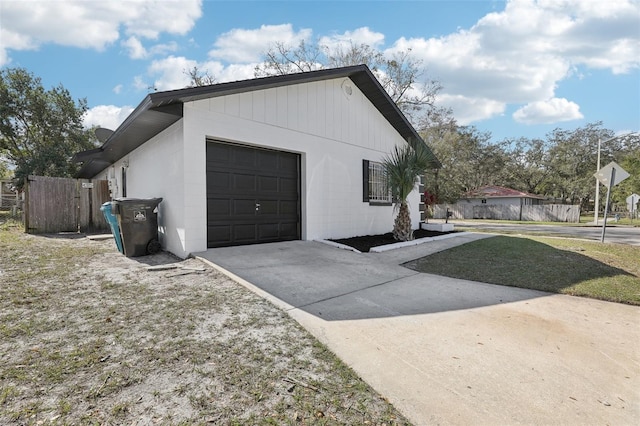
363,160,392,204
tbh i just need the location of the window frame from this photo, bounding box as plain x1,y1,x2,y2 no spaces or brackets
362,159,392,206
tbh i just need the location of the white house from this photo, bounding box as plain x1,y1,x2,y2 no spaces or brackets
74,65,439,258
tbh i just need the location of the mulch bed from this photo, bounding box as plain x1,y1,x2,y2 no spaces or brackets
330,229,457,252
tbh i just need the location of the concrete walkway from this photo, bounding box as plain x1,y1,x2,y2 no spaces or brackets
195,234,640,425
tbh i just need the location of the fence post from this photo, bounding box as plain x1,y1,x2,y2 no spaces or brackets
23,177,30,232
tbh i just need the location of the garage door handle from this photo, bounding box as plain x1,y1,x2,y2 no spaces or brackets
255,203,260,211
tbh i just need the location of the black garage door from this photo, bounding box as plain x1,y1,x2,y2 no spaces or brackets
206,140,301,248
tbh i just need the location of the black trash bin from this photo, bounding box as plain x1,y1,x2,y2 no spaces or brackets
112,197,163,257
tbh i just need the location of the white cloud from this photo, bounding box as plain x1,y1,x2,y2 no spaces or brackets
384,0,639,124
83,105,135,130
113,84,123,94
141,23,314,92
0,0,202,65
148,42,178,57
319,27,385,53
209,24,312,63
121,36,178,59
146,56,199,91
140,56,256,92
513,98,583,124
0,47,8,67
122,37,147,60
133,76,150,92
437,94,506,125
214,63,258,83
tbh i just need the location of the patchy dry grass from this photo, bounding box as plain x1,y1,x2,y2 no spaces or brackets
0,228,409,425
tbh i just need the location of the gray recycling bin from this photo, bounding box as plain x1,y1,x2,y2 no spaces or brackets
112,197,163,257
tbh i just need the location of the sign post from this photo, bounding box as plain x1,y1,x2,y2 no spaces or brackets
627,193,640,222
594,162,630,242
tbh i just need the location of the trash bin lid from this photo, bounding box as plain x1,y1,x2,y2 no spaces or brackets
113,197,163,207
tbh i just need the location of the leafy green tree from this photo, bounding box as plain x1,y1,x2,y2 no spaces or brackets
0,156,12,179
501,137,550,194
419,121,634,211
543,123,616,209
0,68,97,189
383,139,437,241
611,147,640,210
421,126,508,203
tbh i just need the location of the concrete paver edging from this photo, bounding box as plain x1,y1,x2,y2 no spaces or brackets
314,239,362,253
369,231,471,252
314,231,471,254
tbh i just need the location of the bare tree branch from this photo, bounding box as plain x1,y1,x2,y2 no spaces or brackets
185,66,217,87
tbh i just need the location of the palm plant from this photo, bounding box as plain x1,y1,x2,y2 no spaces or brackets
383,138,437,241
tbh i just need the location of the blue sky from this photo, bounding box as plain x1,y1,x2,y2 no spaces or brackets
1,0,639,143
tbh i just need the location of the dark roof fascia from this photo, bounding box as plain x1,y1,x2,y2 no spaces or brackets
71,147,103,162
76,64,439,177
76,96,153,177
76,98,183,177
147,65,370,106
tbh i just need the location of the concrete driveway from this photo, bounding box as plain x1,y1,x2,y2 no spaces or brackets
195,234,640,425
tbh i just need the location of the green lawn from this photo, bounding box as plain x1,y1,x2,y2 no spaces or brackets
579,215,639,226
446,216,639,227
405,235,640,305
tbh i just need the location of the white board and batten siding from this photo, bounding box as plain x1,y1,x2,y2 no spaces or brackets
98,77,420,258
95,120,189,257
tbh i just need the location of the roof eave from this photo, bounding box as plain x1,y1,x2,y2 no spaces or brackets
74,65,440,177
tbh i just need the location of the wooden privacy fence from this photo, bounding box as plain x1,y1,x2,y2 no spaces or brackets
24,175,111,234
433,204,472,220
433,203,581,223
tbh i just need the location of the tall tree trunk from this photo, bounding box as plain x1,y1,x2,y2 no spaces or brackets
393,201,414,241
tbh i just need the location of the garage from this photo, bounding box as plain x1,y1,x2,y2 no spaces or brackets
75,65,437,258
206,140,301,248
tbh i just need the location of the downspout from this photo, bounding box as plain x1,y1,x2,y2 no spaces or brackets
519,197,523,221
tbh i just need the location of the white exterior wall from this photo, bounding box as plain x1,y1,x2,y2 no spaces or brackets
96,77,422,258
182,77,421,252
95,120,189,257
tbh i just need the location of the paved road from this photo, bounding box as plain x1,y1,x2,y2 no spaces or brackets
196,235,640,426
452,220,640,245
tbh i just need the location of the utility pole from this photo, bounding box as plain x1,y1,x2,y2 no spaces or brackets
594,138,601,225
